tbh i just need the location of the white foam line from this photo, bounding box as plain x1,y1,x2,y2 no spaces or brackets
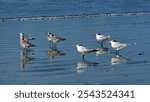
0,12,150,22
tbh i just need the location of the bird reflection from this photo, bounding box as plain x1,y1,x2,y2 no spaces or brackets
111,54,130,65
20,48,34,56
96,47,108,56
48,47,65,58
20,49,34,71
76,59,99,73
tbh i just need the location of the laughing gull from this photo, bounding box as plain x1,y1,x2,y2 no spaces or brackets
47,32,66,47
18,33,36,49
19,32,35,41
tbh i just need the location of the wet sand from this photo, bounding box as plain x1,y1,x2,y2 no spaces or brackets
0,13,150,84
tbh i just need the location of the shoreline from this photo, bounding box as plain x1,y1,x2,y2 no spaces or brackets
1,11,150,22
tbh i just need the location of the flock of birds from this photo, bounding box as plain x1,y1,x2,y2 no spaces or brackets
18,32,129,61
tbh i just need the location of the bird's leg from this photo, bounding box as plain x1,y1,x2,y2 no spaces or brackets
49,42,51,48
23,48,26,51
22,48,25,56
50,42,55,49
51,42,53,48
100,42,103,48
49,42,50,46
116,50,119,55
82,55,85,60
54,43,57,49
24,48,28,56
115,50,117,55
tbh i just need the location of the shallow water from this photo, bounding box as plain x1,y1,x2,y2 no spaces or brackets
0,13,150,84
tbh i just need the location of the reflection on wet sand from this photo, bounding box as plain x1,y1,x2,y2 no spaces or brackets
76,59,99,73
96,47,108,56
20,56,33,71
111,54,130,65
20,49,34,71
48,47,65,58
20,48,34,56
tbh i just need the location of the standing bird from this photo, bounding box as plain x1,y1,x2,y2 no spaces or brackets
19,32,35,41
18,33,36,49
47,32,66,47
96,33,111,47
110,40,128,54
75,44,97,60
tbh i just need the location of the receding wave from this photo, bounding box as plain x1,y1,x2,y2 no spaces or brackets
0,12,150,22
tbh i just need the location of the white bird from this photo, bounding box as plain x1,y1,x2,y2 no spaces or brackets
96,33,111,47
110,40,128,54
47,32,65,47
19,32,35,41
18,33,36,49
75,44,97,60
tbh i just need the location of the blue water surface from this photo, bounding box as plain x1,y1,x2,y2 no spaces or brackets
0,0,150,18
0,0,150,85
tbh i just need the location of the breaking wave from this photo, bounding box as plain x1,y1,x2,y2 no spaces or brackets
0,12,150,22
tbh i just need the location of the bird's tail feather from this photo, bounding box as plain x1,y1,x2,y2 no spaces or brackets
124,43,130,47
61,38,66,41
90,49,98,52
31,37,36,40
31,44,36,47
